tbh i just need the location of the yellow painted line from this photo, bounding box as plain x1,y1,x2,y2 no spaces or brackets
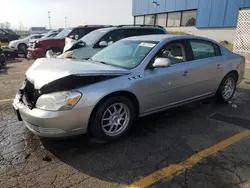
0,99,13,103
0,42,9,46
125,130,250,188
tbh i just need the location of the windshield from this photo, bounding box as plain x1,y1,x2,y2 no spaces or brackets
91,40,158,69
3,29,16,34
80,29,108,45
41,32,56,39
55,28,72,38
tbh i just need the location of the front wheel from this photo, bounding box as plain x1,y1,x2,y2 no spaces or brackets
18,43,27,54
216,73,237,103
90,96,136,141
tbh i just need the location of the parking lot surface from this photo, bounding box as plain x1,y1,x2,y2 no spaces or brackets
1,59,250,188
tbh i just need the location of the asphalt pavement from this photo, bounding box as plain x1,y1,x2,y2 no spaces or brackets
1,59,250,188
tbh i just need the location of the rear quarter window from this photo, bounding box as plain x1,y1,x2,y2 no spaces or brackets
138,28,165,35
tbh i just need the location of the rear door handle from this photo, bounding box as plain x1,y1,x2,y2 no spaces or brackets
217,64,223,69
183,71,191,76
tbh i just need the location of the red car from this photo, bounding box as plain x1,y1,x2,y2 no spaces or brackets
27,25,109,59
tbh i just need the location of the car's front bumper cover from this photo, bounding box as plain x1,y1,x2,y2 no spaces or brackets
27,48,46,59
12,94,91,138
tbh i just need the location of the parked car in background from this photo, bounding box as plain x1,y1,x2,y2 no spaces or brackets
29,27,47,34
55,25,168,59
27,25,110,59
8,34,44,53
13,35,245,141
0,29,20,43
28,31,59,48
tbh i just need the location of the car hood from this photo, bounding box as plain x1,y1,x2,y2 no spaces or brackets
37,37,63,44
9,38,27,44
26,58,131,89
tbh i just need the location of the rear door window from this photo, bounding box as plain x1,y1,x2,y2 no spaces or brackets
138,29,154,35
153,29,166,34
124,29,139,38
138,28,165,35
76,29,86,38
189,40,217,60
0,29,6,35
97,29,124,47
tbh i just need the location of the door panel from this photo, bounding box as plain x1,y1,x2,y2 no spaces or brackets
178,57,224,97
188,40,225,95
140,63,197,113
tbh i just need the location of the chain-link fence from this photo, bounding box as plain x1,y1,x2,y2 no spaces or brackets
234,8,250,60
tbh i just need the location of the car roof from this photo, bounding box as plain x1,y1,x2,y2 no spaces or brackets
123,34,219,44
93,26,166,34
76,25,111,29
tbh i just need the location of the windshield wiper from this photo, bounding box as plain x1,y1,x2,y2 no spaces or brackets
90,59,126,69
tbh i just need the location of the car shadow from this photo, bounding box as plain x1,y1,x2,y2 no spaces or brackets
41,97,219,184
40,87,250,185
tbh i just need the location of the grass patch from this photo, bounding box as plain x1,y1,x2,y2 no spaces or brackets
220,41,233,51
168,31,190,35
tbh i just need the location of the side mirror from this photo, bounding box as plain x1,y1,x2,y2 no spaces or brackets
99,41,108,48
152,58,171,68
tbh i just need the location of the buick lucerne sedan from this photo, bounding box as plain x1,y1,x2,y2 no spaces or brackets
13,35,245,141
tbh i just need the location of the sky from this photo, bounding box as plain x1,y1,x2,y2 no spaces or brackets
0,0,133,30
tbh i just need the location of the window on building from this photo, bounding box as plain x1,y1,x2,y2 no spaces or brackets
135,16,144,25
181,11,197,26
145,15,156,25
167,12,181,27
156,14,167,27
190,40,216,60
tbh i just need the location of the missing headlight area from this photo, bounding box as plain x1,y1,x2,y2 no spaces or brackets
20,74,119,109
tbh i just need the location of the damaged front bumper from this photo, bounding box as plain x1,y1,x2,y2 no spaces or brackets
27,48,46,60
13,92,91,138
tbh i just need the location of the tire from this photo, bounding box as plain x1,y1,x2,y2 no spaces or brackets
216,73,237,103
0,54,6,69
18,43,27,54
89,96,136,141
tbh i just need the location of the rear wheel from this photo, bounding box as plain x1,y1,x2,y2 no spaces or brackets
18,43,27,54
216,73,237,103
90,96,136,141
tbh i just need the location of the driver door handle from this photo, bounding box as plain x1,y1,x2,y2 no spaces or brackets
183,71,191,76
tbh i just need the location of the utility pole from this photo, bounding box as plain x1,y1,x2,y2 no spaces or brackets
48,11,51,29
65,17,67,28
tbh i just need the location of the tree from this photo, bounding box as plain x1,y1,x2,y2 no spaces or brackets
4,22,11,29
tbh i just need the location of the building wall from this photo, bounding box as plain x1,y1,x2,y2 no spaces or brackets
166,27,236,43
133,0,250,28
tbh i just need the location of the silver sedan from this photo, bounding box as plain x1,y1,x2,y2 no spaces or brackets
13,35,245,141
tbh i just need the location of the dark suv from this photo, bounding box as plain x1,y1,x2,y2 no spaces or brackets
27,25,109,59
0,29,20,43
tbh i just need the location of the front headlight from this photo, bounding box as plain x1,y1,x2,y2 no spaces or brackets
36,91,82,111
